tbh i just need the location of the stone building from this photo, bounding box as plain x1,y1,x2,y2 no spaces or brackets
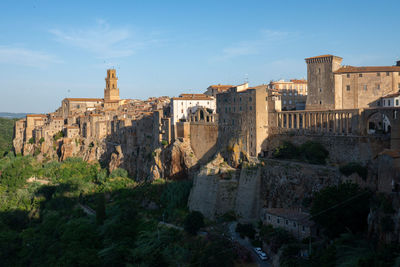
217,85,272,157
204,84,233,97
262,208,315,240
269,79,307,110
306,55,400,110
381,92,400,107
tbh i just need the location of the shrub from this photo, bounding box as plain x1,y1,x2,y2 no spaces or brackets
236,223,256,239
273,141,299,159
161,140,168,146
184,211,204,235
28,137,34,144
109,168,128,178
39,137,45,144
53,131,64,141
299,141,329,165
339,162,368,180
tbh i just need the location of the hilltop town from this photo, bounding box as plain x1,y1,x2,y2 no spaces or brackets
10,54,400,261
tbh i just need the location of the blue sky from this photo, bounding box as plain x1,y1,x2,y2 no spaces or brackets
0,0,399,113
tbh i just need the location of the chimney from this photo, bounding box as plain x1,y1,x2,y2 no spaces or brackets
396,60,400,67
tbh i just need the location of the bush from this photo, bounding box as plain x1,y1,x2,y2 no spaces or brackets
339,162,368,180
273,141,329,165
299,141,329,165
161,140,168,146
184,211,204,235
109,168,128,178
236,223,256,239
53,131,64,141
28,137,34,144
273,141,299,159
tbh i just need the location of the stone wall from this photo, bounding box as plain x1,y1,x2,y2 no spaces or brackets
189,123,218,163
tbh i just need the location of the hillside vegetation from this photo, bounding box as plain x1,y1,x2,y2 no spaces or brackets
0,155,237,266
0,117,17,156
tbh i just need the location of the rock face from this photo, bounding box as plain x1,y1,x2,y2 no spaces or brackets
189,158,344,221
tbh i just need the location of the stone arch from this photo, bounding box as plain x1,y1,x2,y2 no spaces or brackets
365,110,394,135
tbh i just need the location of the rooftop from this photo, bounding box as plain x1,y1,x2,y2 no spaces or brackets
335,66,400,74
305,54,342,60
382,92,400,98
64,98,103,102
172,94,214,101
265,208,313,226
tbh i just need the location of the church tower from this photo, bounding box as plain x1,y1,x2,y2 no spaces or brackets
104,69,120,101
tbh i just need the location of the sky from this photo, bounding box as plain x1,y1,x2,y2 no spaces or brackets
0,0,399,113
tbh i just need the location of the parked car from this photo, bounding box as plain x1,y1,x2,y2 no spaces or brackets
253,247,262,253
258,252,268,261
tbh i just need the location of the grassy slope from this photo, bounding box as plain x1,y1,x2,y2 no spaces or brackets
0,117,17,154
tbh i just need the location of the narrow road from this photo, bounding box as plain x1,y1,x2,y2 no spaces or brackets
229,222,271,267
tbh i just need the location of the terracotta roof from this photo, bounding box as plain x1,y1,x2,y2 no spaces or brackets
89,114,102,117
66,125,79,129
173,94,214,101
382,92,400,98
27,114,47,118
378,149,400,159
208,84,233,89
335,66,400,74
291,79,307,84
305,54,342,60
64,98,103,102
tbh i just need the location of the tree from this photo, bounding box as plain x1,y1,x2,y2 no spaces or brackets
184,211,204,235
310,182,371,238
96,193,106,225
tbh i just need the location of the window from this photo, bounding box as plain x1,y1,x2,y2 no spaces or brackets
239,97,242,102
383,100,386,106
364,85,367,91
377,72,381,76
277,218,280,224
293,222,296,227
249,97,252,102
319,88,322,92
295,92,297,96
320,100,322,105
318,68,321,74
347,73,350,78
268,216,271,220
289,92,292,96
283,93,287,96
285,220,288,225
239,106,242,111
386,72,390,76
302,226,305,232
377,84,381,90
249,106,253,110
289,100,292,104
359,73,363,77
283,100,287,104
388,100,391,106
346,85,350,91
396,99,399,106
181,109,183,113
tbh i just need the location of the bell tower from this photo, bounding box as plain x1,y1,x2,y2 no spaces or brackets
104,69,120,101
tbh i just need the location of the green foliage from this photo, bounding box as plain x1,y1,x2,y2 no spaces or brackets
0,156,241,266
53,131,64,141
0,118,17,156
311,182,371,238
161,140,168,146
260,226,296,253
299,141,329,165
184,211,204,235
28,137,34,144
39,137,45,144
160,180,192,220
273,141,329,165
96,193,106,225
273,141,299,159
340,162,368,180
109,168,129,178
235,223,256,239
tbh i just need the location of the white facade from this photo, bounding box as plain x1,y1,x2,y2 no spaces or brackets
382,95,400,107
171,94,216,125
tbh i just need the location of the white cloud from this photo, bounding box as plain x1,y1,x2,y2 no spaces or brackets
50,20,157,59
214,29,298,61
0,46,61,67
